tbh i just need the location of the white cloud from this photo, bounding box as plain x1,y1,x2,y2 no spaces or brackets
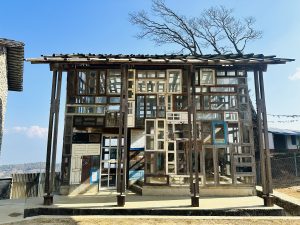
288,68,300,80
11,126,48,139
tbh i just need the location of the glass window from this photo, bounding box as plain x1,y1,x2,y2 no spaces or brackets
237,70,245,76
87,71,97,94
146,81,156,92
217,78,238,85
107,70,121,94
227,71,236,76
95,96,107,104
99,70,106,94
195,95,201,110
197,112,222,121
168,70,181,92
157,81,165,92
200,69,214,85
136,95,145,127
210,87,236,93
78,71,87,94
146,95,157,118
96,106,105,114
224,112,239,121
109,97,120,103
228,123,239,143
203,96,209,110
157,95,166,118
174,95,188,111
137,80,146,92
137,71,147,78
217,71,225,76
157,71,166,78
212,122,227,144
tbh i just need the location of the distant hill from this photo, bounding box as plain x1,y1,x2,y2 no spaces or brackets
0,162,61,178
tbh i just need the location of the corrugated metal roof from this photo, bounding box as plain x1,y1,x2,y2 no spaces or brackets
27,53,294,66
0,38,24,92
268,127,300,136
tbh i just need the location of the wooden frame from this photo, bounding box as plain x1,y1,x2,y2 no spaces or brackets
199,68,215,85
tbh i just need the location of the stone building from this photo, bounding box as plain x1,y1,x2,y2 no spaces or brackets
0,38,24,154
28,53,293,206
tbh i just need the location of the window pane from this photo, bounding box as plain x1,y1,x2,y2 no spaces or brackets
95,96,107,104
174,95,188,111
107,70,121,94
146,95,157,118
87,71,97,94
78,71,87,94
200,70,214,85
213,122,227,144
168,71,181,92
99,71,106,94
217,78,238,85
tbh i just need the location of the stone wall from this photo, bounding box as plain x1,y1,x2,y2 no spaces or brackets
0,46,8,155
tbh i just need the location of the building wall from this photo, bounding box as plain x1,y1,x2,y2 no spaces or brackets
60,67,256,193
0,46,8,155
268,133,274,150
286,135,299,150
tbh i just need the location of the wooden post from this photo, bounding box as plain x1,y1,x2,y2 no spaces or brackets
121,65,128,194
44,70,57,205
191,65,199,207
259,70,274,206
50,69,62,194
186,66,194,199
117,64,128,206
254,69,274,206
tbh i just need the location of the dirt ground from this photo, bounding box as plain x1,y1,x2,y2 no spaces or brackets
3,216,300,225
275,185,300,199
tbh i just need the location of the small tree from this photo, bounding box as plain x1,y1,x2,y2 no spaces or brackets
129,0,262,55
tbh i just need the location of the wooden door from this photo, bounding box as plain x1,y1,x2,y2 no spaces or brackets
81,156,92,183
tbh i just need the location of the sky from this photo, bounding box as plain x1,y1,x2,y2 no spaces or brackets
1,0,300,165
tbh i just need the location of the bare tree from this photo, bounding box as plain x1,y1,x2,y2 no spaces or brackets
129,0,262,55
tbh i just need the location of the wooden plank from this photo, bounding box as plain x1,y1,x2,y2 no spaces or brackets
259,70,273,194
50,70,62,194
254,70,267,195
44,70,57,197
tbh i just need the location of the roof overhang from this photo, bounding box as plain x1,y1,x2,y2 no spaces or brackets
27,53,294,69
268,128,300,136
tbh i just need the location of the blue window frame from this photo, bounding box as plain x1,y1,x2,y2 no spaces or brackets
212,121,227,145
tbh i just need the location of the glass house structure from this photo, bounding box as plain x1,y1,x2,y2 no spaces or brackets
28,54,293,206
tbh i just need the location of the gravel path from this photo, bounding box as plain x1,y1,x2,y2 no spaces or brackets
2,216,300,225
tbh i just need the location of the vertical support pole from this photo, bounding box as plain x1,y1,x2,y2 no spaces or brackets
122,65,128,194
191,65,199,207
294,152,298,177
186,66,193,198
50,69,63,194
254,69,274,206
44,70,57,205
117,64,127,206
259,70,274,199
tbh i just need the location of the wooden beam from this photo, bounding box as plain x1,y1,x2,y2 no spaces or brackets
186,66,193,195
43,70,57,205
117,64,128,206
49,69,62,194
121,65,129,194
254,70,267,195
191,65,200,207
259,70,273,195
